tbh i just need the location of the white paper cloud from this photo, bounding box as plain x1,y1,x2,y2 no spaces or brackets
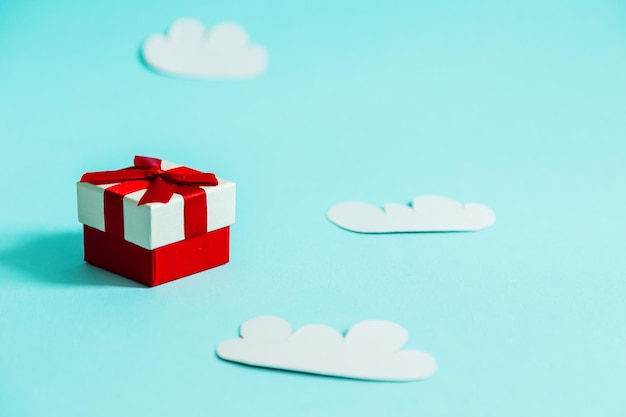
142,19,267,79
216,316,437,381
327,195,496,233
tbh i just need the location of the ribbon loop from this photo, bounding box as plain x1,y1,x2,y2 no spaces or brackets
134,155,162,169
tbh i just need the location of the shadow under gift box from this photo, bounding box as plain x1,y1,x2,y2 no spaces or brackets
77,159,236,287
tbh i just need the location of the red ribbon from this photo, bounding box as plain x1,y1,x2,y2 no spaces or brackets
81,156,218,205
80,156,219,241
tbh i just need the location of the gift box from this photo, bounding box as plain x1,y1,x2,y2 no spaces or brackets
77,156,236,286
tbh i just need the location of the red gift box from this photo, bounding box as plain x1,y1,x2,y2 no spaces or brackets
77,156,236,286
83,225,229,287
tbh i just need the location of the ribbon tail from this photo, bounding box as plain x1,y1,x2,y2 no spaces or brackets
138,176,176,205
81,167,149,184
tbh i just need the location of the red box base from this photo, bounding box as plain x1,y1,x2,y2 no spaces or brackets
83,225,230,287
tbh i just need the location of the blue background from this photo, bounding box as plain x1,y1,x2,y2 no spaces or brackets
1,0,626,415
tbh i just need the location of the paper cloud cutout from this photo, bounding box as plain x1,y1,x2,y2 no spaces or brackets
216,316,437,381
327,195,496,233
142,19,267,79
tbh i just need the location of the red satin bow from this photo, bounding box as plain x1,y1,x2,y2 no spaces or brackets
80,156,218,205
